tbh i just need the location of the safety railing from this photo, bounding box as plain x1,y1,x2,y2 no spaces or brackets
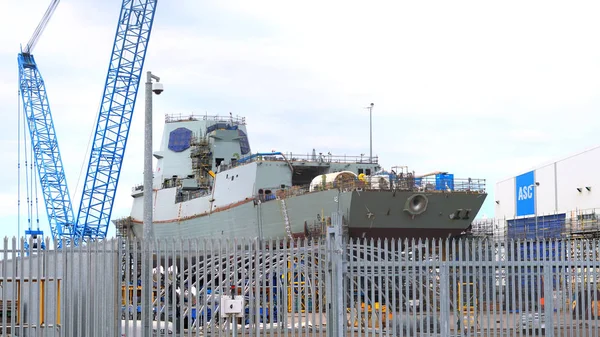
164,113,246,125
286,153,379,164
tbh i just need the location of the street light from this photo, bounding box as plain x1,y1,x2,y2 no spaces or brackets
143,71,162,337
143,71,163,239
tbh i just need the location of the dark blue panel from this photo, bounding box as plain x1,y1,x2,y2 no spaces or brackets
515,170,535,216
168,127,192,152
238,129,250,155
511,241,563,262
507,213,566,240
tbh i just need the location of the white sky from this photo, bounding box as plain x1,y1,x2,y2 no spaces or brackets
1,0,599,240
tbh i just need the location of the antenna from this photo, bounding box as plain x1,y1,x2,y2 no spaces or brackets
366,103,374,163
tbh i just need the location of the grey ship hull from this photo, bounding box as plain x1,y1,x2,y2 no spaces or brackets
129,189,486,241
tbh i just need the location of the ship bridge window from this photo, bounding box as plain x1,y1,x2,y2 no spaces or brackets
358,168,364,175
366,169,371,176
216,158,224,167
238,130,251,155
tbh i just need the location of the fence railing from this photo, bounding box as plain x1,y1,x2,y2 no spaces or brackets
1,232,599,336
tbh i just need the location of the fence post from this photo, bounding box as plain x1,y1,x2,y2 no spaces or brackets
543,264,554,337
115,238,123,337
439,263,451,336
142,238,153,337
327,212,345,337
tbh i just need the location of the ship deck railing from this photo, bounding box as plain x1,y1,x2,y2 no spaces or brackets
286,152,379,164
228,152,379,171
164,113,246,125
256,177,486,202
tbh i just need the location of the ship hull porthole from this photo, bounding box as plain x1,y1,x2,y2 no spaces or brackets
404,194,429,215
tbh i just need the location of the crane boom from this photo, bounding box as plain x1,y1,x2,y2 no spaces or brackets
18,0,75,247
75,0,158,241
24,0,61,54
18,53,76,244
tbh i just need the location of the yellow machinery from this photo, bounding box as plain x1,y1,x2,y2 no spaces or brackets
0,277,61,329
457,281,478,330
349,302,393,328
121,284,159,306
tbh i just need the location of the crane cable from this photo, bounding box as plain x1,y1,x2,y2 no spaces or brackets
73,93,105,212
17,76,21,242
20,87,32,237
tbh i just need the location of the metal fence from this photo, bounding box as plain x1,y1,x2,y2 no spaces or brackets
0,224,600,336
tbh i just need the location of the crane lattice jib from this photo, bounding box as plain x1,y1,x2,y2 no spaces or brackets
75,0,158,242
17,53,76,245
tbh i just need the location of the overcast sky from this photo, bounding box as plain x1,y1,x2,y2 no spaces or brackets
1,0,599,240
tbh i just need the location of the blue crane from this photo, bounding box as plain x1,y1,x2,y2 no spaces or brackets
18,0,74,247
17,0,158,247
74,0,158,242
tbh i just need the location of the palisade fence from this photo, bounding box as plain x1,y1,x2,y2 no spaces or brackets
0,221,599,336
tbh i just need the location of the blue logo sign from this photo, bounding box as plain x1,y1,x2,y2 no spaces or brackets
515,170,535,216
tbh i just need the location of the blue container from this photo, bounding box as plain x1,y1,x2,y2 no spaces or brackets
414,178,422,188
435,174,454,191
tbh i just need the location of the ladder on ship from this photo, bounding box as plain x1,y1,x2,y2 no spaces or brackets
280,198,294,241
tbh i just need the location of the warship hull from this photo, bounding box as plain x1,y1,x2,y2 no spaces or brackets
127,188,486,241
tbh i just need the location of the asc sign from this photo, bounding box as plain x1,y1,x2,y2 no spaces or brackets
515,170,535,216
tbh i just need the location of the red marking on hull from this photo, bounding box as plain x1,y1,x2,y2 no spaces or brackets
131,198,255,224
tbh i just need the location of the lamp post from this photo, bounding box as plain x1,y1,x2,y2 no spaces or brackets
143,70,163,337
367,103,374,163
144,71,163,239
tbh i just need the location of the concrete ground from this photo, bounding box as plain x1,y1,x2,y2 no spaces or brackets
180,311,599,336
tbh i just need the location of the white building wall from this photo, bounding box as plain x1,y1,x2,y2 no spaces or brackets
495,145,600,220
494,177,515,220
535,164,556,216
556,147,600,211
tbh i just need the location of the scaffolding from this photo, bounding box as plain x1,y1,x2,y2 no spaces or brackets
190,134,212,187
470,207,600,240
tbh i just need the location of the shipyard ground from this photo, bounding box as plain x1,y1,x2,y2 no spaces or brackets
175,312,596,336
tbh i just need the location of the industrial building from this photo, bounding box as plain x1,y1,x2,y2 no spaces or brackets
493,145,600,239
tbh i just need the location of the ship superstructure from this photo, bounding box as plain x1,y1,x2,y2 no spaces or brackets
116,114,487,241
